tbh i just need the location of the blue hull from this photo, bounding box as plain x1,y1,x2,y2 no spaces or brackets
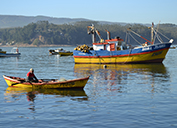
0,53,21,57
73,42,172,64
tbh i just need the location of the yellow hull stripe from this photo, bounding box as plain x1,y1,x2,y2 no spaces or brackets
74,49,169,64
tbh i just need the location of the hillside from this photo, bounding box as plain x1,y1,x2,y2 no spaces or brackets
0,21,176,46
0,15,135,29
0,15,92,28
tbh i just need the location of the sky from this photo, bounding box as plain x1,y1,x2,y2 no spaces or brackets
1,0,177,25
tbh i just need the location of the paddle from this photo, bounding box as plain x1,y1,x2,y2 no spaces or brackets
11,80,24,86
11,80,33,86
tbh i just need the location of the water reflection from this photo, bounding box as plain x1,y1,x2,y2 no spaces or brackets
5,87,87,98
75,63,167,73
0,56,20,69
74,63,170,93
4,87,88,111
74,63,168,78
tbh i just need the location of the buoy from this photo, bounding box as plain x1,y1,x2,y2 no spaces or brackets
103,65,107,69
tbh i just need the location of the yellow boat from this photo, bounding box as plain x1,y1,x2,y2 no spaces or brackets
59,52,73,56
3,75,89,89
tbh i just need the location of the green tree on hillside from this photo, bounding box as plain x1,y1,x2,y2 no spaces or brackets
0,21,176,46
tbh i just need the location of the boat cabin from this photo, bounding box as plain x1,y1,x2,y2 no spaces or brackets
92,38,125,51
87,24,125,51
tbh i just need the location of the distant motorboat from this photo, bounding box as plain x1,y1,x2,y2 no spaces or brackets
49,48,73,56
0,47,21,57
170,46,176,49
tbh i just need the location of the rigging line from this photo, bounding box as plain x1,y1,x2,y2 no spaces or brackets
125,31,128,44
153,29,163,43
154,29,164,43
128,34,130,44
128,28,152,44
157,34,164,43
157,31,170,40
129,33,142,45
153,29,157,43
123,47,133,64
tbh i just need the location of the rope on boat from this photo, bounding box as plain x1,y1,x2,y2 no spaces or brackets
129,33,142,45
157,30,170,40
157,34,164,43
153,28,171,43
122,48,133,64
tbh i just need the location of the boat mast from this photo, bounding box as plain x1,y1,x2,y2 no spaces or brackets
87,24,96,43
87,24,103,43
151,22,154,44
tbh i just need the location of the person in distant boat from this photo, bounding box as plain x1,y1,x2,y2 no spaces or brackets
26,68,38,82
16,47,19,53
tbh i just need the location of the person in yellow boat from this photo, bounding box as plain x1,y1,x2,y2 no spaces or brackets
26,68,38,82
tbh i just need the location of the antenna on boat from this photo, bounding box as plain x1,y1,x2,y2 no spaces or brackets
105,29,111,40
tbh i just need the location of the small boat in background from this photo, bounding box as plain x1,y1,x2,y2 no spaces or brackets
0,49,6,54
49,48,73,56
3,75,89,89
170,46,176,49
0,47,21,57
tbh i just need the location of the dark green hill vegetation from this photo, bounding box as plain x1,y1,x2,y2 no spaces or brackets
0,21,176,46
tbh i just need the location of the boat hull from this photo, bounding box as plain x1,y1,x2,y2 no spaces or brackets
3,75,89,89
73,42,172,64
0,53,21,57
59,52,73,56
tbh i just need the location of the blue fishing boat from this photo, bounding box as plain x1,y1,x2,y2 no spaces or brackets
73,23,173,64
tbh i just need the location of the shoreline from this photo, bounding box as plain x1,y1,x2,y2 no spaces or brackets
0,44,74,48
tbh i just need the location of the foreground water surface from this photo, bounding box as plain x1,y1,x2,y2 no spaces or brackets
0,46,177,128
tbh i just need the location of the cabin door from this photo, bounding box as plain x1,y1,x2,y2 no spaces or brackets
104,45,106,50
110,43,115,51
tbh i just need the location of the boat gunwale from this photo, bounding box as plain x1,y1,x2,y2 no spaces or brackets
59,52,73,56
3,75,90,86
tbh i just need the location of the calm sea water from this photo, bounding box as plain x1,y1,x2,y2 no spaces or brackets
0,46,177,128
